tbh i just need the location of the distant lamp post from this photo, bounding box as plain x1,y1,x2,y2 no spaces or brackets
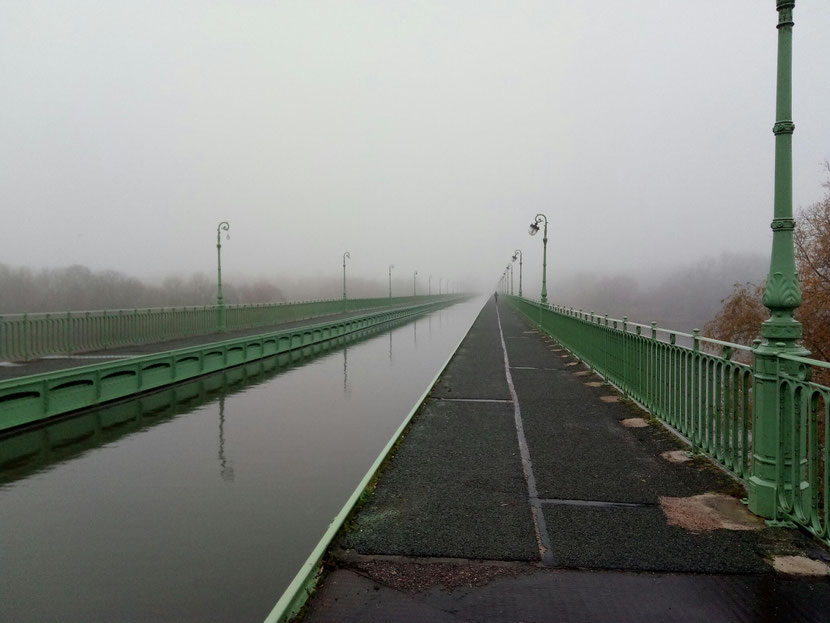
508,263,513,296
429,274,432,296
512,249,523,297
388,264,394,299
529,213,549,304
413,270,418,296
342,251,350,311
342,252,351,300
439,277,443,295
216,221,230,332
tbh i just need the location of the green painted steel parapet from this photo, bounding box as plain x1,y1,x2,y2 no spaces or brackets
0,297,467,432
748,0,810,518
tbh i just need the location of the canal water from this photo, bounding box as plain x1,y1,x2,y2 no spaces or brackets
0,297,485,623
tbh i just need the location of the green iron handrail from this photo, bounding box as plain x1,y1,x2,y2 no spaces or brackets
0,295,453,362
507,295,830,547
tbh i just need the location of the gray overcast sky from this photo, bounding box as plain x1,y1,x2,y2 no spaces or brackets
1,1,829,298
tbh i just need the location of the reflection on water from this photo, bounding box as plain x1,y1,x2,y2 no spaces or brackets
0,297,484,623
0,312,427,486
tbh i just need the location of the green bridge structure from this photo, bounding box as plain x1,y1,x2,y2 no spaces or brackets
3,3,830,621
272,3,830,620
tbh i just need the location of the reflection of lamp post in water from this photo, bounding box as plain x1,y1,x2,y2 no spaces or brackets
343,346,349,396
218,395,234,481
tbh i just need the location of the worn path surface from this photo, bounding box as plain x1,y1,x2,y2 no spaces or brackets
302,299,830,622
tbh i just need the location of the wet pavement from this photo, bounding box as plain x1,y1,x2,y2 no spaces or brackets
302,298,830,622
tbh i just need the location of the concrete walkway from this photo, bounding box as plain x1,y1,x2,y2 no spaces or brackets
302,299,830,622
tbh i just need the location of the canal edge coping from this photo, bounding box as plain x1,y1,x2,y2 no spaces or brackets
262,297,486,623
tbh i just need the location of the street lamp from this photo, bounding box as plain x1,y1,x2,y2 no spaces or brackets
429,274,432,296
512,249,523,297
529,213,549,304
216,221,230,332
508,263,513,296
342,251,350,303
388,264,394,299
413,270,418,296
748,0,811,519
439,277,443,295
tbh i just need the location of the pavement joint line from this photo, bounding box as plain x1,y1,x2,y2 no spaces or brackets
433,398,513,404
335,549,535,569
495,303,556,567
537,498,655,509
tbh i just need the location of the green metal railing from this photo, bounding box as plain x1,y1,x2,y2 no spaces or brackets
0,297,464,431
0,296,448,362
774,354,830,544
508,296,829,546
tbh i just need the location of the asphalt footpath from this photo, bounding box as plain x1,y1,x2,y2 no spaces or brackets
0,308,411,381
301,298,830,623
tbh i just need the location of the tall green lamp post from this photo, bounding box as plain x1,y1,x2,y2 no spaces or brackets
216,221,230,332
512,249,523,297
342,252,350,311
413,270,418,296
529,213,549,304
429,274,432,296
749,0,810,519
388,264,394,299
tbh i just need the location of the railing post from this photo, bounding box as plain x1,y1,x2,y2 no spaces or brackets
748,0,811,519
23,313,30,361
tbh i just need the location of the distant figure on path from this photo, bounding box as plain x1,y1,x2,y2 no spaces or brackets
494,291,498,303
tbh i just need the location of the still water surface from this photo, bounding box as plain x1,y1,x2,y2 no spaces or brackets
0,297,484,622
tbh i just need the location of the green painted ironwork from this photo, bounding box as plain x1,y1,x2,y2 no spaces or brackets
528,213,548,304
0,309,435,480
342,251,350,304
216,221,230,333
0,296,453,363
749,0,812,519
0,297,465,432
512,250,523,297
507,295,830,547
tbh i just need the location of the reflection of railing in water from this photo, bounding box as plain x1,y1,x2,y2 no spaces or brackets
508,295,830,548
0,309,437,485
0,298,465,432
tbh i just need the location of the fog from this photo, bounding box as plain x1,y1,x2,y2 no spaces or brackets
2,1,829,309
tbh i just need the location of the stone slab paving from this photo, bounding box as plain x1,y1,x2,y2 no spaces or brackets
302,298,830,622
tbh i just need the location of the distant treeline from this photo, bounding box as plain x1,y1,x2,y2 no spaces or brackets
546,252,768,333
2,253,767,328
0,264,287,313
0,263,420,313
